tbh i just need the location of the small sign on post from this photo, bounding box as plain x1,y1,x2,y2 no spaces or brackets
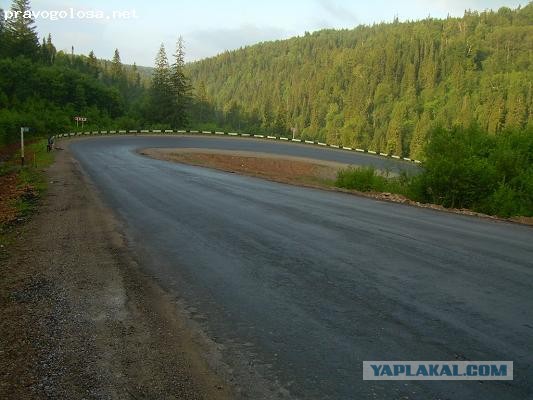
20,127,29,166
74,116,88,129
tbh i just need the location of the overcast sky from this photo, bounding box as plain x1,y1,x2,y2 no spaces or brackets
0,0,526,66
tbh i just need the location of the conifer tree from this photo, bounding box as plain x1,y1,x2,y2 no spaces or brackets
152,44,170,91
87,50,96,62
170,37,191,127
197,81,208,103
110,48,123,81
87,50,98,76
131,63,141,87
274,103,288,135
74,84,86,112
46,33,56,62
5,0,39,58
148,43,175,124
192,81,210,122
89,51,96,61
40,33,56,64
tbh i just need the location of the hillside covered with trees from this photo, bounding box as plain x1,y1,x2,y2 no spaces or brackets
0,0,190,145
187,4,532,159
0,0,531,216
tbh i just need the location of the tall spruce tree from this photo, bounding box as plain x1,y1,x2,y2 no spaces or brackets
46,33,56,63
5,0,39,59
170,37,191,127
110,48,123,81
148,43,175,124
87,50,99,77
131,63,141,87
40,33,56,64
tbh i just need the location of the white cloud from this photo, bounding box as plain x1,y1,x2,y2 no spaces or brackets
412,0,524,15
183,25,296,61
317,0,359,24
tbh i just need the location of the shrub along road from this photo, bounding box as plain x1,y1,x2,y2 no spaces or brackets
65,136,533,400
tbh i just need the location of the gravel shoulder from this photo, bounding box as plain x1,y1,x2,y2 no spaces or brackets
0,144,235,399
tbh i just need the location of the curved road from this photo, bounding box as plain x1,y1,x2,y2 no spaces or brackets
69,136,532,400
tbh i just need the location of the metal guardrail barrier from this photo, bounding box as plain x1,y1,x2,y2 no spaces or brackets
53,129,423,164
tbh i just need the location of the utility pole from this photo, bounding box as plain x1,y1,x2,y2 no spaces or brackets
20,127,29,166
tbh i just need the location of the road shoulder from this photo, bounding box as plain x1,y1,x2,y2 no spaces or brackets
0,145,234,399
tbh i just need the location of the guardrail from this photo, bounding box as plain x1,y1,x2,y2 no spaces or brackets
53,129,422,164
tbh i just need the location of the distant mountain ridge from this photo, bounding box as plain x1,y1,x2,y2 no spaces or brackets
186,4,532,158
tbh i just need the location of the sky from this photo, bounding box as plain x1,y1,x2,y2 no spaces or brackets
0,0,527,66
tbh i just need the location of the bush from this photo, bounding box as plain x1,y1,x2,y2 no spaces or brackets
335,125,533,218
336,166,388,192
419,125,533,216
481,184,522,217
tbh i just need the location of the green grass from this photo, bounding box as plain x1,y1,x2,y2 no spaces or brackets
0,138,55,233
336,167,388,192
0,163,18,177
27,139,55,168
335,166,417,198
16,139,55,214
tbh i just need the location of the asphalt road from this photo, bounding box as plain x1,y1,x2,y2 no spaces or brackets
70,136,533,400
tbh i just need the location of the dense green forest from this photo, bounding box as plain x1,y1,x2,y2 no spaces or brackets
0,0,189,145
2,0,531,158
187,4,532,159
0,0,531,216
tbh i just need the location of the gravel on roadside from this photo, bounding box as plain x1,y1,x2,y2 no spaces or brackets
0,145,234,399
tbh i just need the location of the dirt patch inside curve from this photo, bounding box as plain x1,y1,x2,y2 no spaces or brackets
0,146,235,399
140,148,346,187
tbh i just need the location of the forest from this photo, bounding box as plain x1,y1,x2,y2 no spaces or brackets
0,0,531,216
1,1,531,159
187,3,532,159
0,0,189,145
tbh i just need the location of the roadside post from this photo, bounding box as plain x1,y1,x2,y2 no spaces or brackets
20,127,29,166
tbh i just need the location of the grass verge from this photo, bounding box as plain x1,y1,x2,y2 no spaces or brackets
335,167,414,196
0,139,55,235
